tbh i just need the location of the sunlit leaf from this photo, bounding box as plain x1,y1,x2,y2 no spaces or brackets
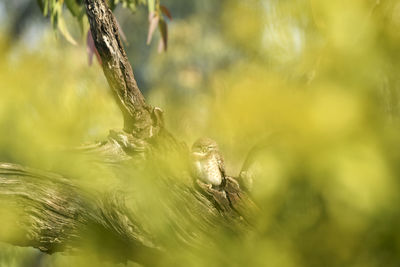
148,0,155,14
58,15,78,45
43,0,49,16
147,12,159,45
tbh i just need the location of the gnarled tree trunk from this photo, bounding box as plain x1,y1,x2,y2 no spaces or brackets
0,0,255,265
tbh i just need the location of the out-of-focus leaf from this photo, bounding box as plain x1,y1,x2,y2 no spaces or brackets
108,0,116,10
77,12,87,36
43,0,49,16
50,1,63,30
108,0,148,12
65,0,82,17
148,0,155,14
58,15,78,45
128,2,137,12
36,0,45,14
86,30,102,66
115,19,128,45
158,19,168,52
160,5,172,20
147,12,160,45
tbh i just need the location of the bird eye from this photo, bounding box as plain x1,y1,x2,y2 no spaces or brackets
202,148,208,153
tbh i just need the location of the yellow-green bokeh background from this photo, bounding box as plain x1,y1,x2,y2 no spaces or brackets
1,0,400,266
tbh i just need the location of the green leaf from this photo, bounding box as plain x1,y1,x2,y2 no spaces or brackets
43,0,49,16
128,3,137,12
58,14,78,45
107,0,116,10
77,12,88,36
65,0,82,17
50,1,62,30
158,19,168,51
148,0,155,14
36,0,45,14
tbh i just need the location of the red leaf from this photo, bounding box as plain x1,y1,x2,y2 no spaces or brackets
147,12,160,45
86,30,102,66
160,5,172,20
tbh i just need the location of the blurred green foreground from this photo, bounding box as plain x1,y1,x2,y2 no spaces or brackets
1,0,400,266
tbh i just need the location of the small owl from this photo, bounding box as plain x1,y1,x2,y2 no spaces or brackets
191,137,225,187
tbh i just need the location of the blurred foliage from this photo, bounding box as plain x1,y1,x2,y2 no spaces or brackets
34,0,170,50
0,33,121,168
1,0,400,266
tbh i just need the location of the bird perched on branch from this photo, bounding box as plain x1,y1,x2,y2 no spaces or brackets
191,137,226,189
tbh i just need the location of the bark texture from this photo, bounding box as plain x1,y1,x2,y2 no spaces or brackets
0,0,256,265
84,0,161,138
0,163,163,265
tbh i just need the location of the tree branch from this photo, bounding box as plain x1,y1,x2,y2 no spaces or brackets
0,159,255,265
0,163,163,264
0,1,256,265
84,0,161,138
